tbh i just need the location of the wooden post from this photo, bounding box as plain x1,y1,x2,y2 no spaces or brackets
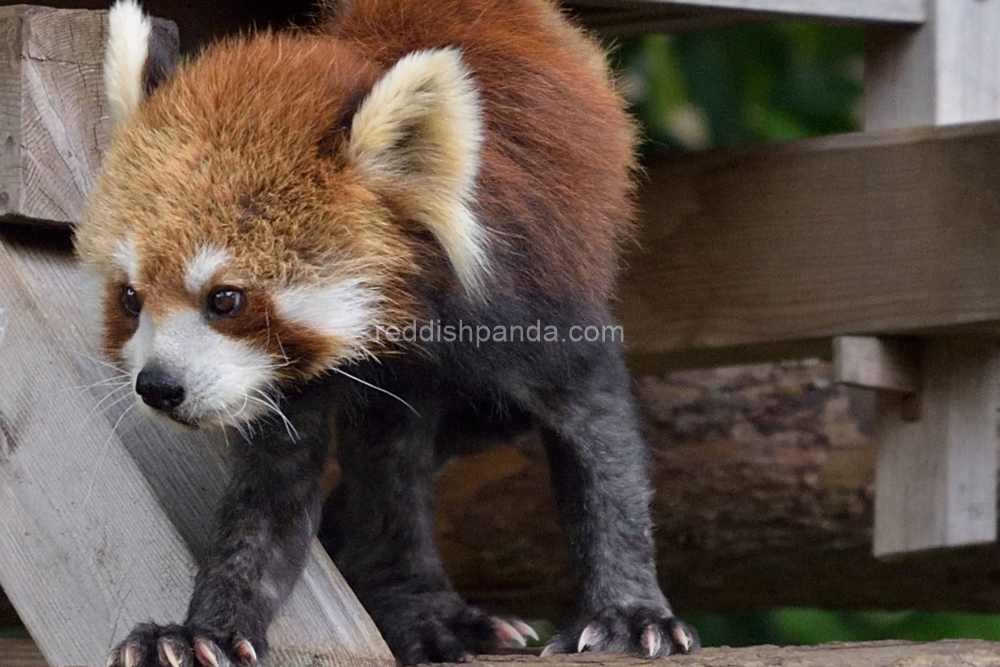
853,0,1000,556
0,6,111,225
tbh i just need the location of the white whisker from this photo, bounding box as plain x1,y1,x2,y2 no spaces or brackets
331,367,420,416
248,389,298,441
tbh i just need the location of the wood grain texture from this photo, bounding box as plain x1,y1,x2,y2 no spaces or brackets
450,641,1000,667
618,121,1000,371
9,639,1000,667
0,229,392,667
0,6,109,226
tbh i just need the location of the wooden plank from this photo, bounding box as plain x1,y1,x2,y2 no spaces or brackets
0,6,110,226
569,0,925,28
873,339,1000,555
862,0,1000,556
617,121,1000,371
10,639,1000,667
0,639,48,667
833,336,920,393
0,229,392,667
452,642,1000,667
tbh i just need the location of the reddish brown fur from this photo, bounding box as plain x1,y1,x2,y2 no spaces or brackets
327,0,637,304
77,0,636,376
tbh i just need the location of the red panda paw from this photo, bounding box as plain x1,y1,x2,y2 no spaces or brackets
364,590,509,664
107,623,261,667
540,607,700,658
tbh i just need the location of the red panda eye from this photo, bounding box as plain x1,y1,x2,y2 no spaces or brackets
207,288,245,318
119,285,142,319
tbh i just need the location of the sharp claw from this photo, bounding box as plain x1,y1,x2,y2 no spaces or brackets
160,640,183,667
577,623,603,653
107,651,118,667
194,640,220,667
234,639,257,664
493,618,527,647
671,624,693,653
124,644,140,667
641,625,662,658
539,643,558,658
509,619,539,643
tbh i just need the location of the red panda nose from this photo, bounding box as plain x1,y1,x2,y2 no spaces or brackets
135,367,186,411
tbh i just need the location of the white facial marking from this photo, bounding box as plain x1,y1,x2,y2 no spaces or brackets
105,0,152,126
273,280,377,357
113,237,139,284
123,308,276,426
184,245,230,295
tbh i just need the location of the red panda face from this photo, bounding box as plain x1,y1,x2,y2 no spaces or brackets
84,235,380,429
75,2,490,430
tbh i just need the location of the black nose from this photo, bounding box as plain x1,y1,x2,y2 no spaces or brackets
135,367,186,411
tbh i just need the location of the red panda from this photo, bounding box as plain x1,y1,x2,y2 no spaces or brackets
74,0,698,665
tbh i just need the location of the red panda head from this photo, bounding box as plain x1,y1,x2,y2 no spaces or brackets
74,0,491,429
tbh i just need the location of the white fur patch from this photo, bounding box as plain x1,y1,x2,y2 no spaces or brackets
349,48,490,298
273,280,377,356
184,245,230,295
105,0,151,126
113,236,139,284
123,309,277,427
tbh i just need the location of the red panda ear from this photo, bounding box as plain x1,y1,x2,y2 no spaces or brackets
104,0,179,127
347,48,491,299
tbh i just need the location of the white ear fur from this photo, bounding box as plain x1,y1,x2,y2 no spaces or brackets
348,48,490,299
105,0,152,126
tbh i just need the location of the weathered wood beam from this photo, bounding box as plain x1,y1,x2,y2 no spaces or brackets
570,0,925,35
9,639,1000,667
0,7,110,225
617,121,1000,371
463,642,1000,667
0,228,392,667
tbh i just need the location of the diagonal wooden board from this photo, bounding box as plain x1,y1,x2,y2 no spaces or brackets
0,228,393,667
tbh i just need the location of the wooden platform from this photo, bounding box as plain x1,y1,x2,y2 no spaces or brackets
6,638,1000,667
0,639,46,667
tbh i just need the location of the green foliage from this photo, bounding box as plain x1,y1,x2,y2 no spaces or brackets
687,610,1000,647
610,23,864,152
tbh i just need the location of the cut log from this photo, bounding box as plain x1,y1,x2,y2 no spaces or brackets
431,362,1000,619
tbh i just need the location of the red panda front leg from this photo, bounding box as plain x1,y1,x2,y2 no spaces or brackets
320,369,533,665
107,386,332,667
503,334,700,658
